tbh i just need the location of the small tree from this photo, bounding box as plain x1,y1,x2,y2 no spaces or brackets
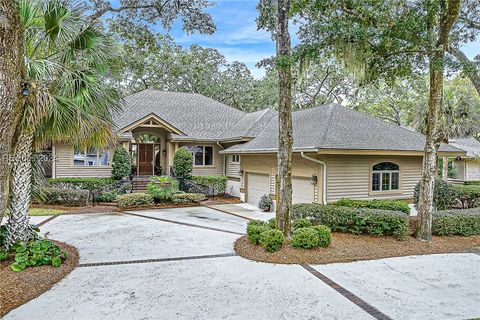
112,147,131,180
173,147,193,179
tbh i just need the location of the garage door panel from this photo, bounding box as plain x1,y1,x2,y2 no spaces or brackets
246,173,270,206
292,177,314,204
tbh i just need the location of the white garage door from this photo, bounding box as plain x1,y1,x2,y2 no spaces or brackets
292,177,314,204
246,173,270,206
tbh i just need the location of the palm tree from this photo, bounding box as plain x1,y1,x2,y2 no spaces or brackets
5,0,121,246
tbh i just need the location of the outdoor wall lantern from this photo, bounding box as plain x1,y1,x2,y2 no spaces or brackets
22,82,29,97
162,149,167,156
310,175,318,185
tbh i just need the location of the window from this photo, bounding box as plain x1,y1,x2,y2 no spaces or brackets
232,155,240,163
74,148,109,166
372,162,400,192
193,146,213,166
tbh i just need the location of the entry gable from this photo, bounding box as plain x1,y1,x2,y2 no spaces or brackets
118,113,185,136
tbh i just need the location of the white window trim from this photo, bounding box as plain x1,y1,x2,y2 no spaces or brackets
73,148,110,167
232,154,240,163
193,145,214,167
370,161,401,194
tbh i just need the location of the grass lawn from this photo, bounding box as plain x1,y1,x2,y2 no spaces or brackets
29,208,66,216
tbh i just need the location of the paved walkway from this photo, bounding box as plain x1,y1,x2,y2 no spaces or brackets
5,207,480,319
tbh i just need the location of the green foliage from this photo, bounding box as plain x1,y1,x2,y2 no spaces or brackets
258,194,273,211
96,191,118,203
450,184,480,209
9,239,67,272
292,204,408,240
111,147,132,180
0,225,7,248
40,188,89,207
432,208,480,236
191,176,228,194
48,177,113,190
117,193,154,209
259,229,284,252
0,249,8,261
147,176,179,203
464,180,480,185
414,179,456,210
29,208,65,216
173,147,193,179
414,180,480,210
311,225,332,247
172,193,206,203
291,227,321,249
267,218,276,229
333,198,411,214
246,220,270,245
292,218,313,230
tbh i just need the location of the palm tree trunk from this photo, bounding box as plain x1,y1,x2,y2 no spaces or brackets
0,0,25,224
5,130,34,247
275,0,293,236
442,156,449,181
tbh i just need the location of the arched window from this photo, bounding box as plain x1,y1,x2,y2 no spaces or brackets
372,162,400,191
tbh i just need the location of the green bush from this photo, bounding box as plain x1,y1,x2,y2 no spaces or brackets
0,225,7,248
258,194,273,211
10,239,67,272
192,175,228,195
291,227,320,249
292,203,408,239
464,180,480,186
334,198,411,214
48,177,113,190
40,188,89,206
450,184,480,209
259,229,284,252
432,208,480,236
267,218,276,229
311,225,332,247
292,218,312,230
173,147,193,179
413,179,456,210
96,191,117,203
246,220,270,244
117,193,154,209
0,249,8,261
147,176,179,203
172,193,206,203
111,147,131,180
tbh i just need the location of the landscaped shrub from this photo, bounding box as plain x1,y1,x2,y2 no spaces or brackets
292,218,312,230
117,193,154,209
267,218,276,229
40,188,89,207
432,208,480,236
291,227,320,249
258,194,273,212
311,225,332,247
111,147,131,180
450,184,480,209
246,220,270,244
259,229,284,252
173,147,193,179
413,179,456,210
10,239,67,272
0,225,7,248
192,175,228,195
292,203,408,239
96,191,118,203
48,177,113,190
0,249,8,261
334,198,411,214
464,180,480,186
147,176,179,203
172,193,206,203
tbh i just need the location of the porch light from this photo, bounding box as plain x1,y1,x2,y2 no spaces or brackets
162,149,167,156
22,82,29,97
310,175,318,185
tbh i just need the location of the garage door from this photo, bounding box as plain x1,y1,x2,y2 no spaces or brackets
292,177,314,204
246,173,270,206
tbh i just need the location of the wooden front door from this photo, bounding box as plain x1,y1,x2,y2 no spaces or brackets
138,144,154,175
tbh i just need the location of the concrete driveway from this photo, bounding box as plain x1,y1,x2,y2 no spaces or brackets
5,207,480,320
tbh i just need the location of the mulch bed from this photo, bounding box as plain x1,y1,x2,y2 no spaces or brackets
0,241,79,317
235,233,480,265
201,195,241,206
120,202,200,211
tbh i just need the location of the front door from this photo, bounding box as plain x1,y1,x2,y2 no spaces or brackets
138,144,154,175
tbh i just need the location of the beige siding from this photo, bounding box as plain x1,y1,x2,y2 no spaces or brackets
467,161,480,180
325,155,423,202
225,154,241,178
54,143,112,178
179,143,224,176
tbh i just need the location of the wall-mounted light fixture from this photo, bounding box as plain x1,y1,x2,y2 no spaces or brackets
22,82,29,97
310,175,318,185
162,149,167,156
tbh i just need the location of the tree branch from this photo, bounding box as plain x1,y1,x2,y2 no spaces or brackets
448,46,480,96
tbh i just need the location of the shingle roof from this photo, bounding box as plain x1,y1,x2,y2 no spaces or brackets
220,108,277,140
223,104,461,153
449,137,480,157
114,90,246,140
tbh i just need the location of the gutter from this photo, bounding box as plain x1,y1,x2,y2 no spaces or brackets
301,152,327,205
216,142,226,176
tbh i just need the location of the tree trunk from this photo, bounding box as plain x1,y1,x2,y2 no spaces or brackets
275,0,293,236
0,0,24,224
416,0,461,242
6,130,34,247
442,156,449,181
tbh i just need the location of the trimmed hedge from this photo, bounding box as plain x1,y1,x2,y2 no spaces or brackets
49,177,113,190
192,175,228,194
450,184,480,209
312,225,332,247
433,208,480,236
464,180,480,186
111,147,131,180
246,222,270,245
413,179,480,210
291,227,320,249
173,147,193,179
292,218,312,230
41,188,89,207
172,193,206,203
259,229,284,252
117,193,154,209
292,203,408,239
333,198,410,214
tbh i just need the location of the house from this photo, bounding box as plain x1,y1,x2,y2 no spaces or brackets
449,137,480,182
47,89,463,205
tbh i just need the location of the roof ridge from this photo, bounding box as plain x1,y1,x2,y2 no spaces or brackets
244,108,273,136
318,104,335,148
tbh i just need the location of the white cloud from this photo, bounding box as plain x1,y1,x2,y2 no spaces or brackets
216,46,274,78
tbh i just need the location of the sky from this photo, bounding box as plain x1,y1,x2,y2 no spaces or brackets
126,0,480,79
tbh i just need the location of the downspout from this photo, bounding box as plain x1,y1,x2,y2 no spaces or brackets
301,152,327,204
216,142,226,176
